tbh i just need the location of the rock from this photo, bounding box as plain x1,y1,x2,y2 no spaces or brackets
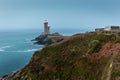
0,77,2,80
32,32,64,45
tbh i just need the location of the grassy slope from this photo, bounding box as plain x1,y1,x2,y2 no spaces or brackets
111,52,120,80
8,32,120,80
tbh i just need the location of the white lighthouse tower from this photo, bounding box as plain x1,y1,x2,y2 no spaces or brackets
44,20,50,34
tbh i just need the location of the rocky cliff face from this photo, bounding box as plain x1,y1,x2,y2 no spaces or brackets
3,32,120,80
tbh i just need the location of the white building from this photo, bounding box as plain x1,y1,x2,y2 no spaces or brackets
104,26,120,32
95,26,120,32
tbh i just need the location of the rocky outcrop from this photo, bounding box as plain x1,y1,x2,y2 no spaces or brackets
32,32,64,45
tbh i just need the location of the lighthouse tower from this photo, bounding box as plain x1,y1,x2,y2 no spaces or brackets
44,20,50,34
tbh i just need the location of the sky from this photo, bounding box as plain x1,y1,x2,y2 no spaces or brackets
0,0,120,31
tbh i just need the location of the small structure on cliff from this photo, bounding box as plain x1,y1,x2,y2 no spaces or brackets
95,28,104,32
104,26,120,32
95,26,120,32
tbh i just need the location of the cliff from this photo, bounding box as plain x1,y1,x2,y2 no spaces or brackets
3,32,120,80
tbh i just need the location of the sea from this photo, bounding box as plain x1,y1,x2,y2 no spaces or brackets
0,28,91,76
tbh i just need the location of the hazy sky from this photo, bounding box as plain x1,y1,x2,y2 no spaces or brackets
0,0,120,30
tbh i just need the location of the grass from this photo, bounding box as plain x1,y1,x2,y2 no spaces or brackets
111,52,120,80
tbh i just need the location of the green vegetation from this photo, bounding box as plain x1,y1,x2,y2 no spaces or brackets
111,52,120,80
4,32,120,80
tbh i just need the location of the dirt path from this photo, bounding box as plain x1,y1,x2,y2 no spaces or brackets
106,62,113,80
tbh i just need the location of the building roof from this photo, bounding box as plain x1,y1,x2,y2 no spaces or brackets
44,19,48,23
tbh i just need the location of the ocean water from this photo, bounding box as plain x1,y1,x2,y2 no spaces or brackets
0,28,91,76
0,29,43,76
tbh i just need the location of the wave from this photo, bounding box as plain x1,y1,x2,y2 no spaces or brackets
0,45,11,52
0,48,4,52
0,48,40,53
16,49,39,52
1,46,11,49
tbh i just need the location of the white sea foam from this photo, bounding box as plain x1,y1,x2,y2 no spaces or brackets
0,45,11,52
1,46,11,49
16,49,39,52
0,48,4,52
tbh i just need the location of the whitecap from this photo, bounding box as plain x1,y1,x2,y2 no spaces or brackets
0,45,12,52
0,48,4,52
16,49,39,52
1,45,11,49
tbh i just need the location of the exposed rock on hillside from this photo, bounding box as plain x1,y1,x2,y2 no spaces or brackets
32,32,64,45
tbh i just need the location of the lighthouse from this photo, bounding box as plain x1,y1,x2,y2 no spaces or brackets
44,20,50,34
